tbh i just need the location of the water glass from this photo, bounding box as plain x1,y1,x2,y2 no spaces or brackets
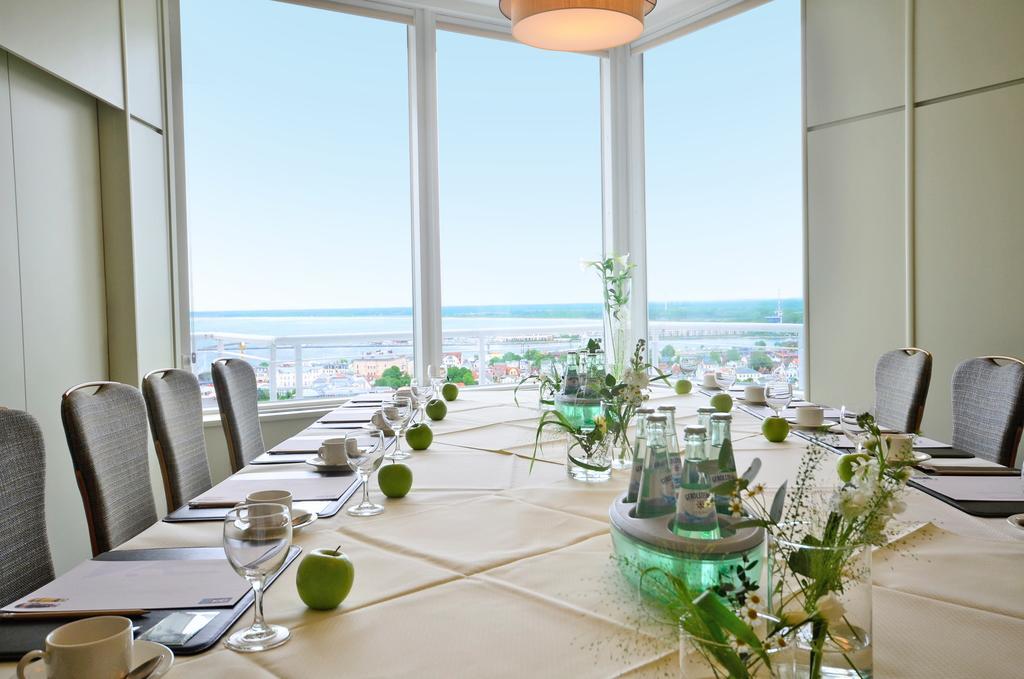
429,364,447,395
410,379,433,420
715,366,736,391
839,405,871,451
222,503,292,652
347,430,386,517
764,381,793,417
382,397,412,460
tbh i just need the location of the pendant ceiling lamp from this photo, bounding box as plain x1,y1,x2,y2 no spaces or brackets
499,0,657,52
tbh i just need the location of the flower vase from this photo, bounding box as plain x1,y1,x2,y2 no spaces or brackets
605,285,631,381
565,435,612,483
769,538,873,679
679,613,784,678
610,428,632,470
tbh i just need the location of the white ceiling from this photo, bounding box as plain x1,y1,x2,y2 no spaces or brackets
399,0,757,39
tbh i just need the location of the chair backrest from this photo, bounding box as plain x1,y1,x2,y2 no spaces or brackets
0,408,55,606
874,348,933,433
951,356,1024,466
143,369,213,510
211,359,265,472
61,382,158,555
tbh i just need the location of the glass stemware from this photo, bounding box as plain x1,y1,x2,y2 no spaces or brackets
429,365,447,396
346,430,386,517
764,381,793,417
839,406,871,452
222,503,292,652
382,397,412,460
410,379,433,421
715,366,736,392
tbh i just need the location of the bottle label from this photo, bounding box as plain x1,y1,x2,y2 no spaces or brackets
676,487,717,529
710,470,737,485
626,442,645,501
668,454,683,490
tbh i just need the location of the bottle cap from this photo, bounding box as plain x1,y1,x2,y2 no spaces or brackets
646,414,667,424
684,425,707,436
656,405,676,411
711,412,733,421
697,407,717,414
636,408,656,414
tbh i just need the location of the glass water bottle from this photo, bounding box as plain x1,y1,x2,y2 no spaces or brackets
635,415,676,518
708,412,738,514
674,425,721,539
562,351,580,396
626,408,655,503
657,405,682,490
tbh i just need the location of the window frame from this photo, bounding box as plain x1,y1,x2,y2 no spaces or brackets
164,0,801,415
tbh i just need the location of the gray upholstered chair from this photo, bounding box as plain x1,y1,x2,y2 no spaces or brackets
211,359,265,472
874,348,932,433
143,369,213,510
951,356,1024,466
0,408,55,606
61,382,158,555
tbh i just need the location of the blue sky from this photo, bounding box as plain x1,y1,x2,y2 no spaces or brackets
180,0,800,312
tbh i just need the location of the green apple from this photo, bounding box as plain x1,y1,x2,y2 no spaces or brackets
674,379,693,395
425,398,447,421
296,546,354,610
441,382,459,402
762,416,790,442
405,422,433,450
378,462,413,498
710,393,733,413
837,453,869,483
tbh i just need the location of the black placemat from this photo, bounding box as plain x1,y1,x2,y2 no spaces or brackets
0,546,301,660
163,476,360,522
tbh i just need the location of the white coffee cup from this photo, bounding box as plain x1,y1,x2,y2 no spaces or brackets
245,490,292,517
744,385,766,404
884,433,915,461
318,437,348,465
795,405,825,427
18,615,132,679
701,373,718,389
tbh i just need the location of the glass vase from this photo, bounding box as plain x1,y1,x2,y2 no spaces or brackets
769,537,873,679
679,613,784,679
565,435,612,483
605,282,632,381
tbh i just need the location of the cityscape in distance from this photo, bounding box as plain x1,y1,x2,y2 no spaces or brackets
190,299,804,405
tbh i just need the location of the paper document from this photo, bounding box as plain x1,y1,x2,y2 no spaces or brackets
2,558,248,613
190,471,353,505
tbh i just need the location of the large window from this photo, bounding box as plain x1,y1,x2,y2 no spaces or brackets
180,0,412,404
436,31,603,386
643,0,804,386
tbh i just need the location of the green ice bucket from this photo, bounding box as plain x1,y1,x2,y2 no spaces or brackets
609,493,765,601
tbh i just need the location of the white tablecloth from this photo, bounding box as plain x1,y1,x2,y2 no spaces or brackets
5,388,1023,678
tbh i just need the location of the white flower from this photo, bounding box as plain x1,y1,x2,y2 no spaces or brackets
815,594,845,626
623,369,649,390
833,487,870,519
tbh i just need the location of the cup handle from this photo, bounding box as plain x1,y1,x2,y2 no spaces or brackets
317,445,325,457
17,650,44,678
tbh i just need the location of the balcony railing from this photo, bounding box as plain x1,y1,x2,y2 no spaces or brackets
191,321,804,404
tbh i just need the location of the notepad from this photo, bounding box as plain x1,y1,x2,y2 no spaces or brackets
2,558,249,614
189,471,352,506
319,409,375,424
912,475,1024,502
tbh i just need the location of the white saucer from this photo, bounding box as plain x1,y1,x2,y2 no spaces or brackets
292,509,318,532
15,640,173,678
306,456,350,472
784,418,832,430
1006,513,1024,531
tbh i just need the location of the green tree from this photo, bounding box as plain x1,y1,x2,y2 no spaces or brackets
660,344,676,359
726,348,742,363
749,351,774,372
447,366,477,386
523,349,547,367
755,340,767,347
374,365,412,388
709,351,723,365
490,351,522,365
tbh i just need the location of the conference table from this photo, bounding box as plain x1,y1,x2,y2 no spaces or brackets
5,387,1024,677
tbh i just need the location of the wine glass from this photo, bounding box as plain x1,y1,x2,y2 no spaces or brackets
346,430,386,517
429,365,447,395
839,406,871,452
222,503,292,652
409,379,433,420
381,397,412,461
764,381,793,417
715,366,736,392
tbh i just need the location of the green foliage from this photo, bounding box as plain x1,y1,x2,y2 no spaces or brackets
749,351,774,372
257,388,296,402
726,348,742,363
755,340,767,347
490,351,522,365
446,366,477,386
660,344,676,359
374,366,411,388
709,351,723,365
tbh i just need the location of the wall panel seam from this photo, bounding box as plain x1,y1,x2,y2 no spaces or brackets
806,105,905,133
5,52,29,407
915,76,1024,109
904,0,915,347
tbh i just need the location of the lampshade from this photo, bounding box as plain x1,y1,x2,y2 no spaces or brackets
499,0,657,52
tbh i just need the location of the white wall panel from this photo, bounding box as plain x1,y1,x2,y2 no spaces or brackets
805,0,904,126
0,0,123,108
126,0,164,127
915,0,1024,102
0,53,26,410
807,112,906,411
9,57,108,572
915,84,1024,457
